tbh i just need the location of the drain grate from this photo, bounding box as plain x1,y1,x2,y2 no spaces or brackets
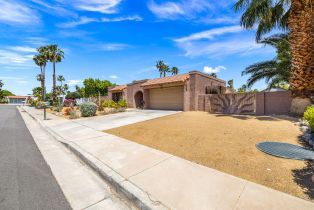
256,142,314,161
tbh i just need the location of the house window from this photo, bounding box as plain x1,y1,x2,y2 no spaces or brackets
112,92,122,102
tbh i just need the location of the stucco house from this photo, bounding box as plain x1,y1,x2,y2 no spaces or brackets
108,70,226,111
6,96,29,104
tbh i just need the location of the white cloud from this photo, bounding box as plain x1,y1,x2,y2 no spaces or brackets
30,0,77,18
174,25,242,42
109,75,118,79
176,38,263,57
24,37,48,46
101,15,143,22
57,16,98,28
203,66,226,74
101,43,129,51
148,0,211,20
71,0,122,14
7,46,37,53
0,0,40,25
0,49,34,65
67,80,83,86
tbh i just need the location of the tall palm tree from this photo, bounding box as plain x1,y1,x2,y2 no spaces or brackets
57,75,65,95
289,0,314,93
0,80,3,99
163,65,169,77
33,54,47,101
234,0,314,94
234,0,290,42
156,60,165,77
171,67,179,75
242,34,291,88
46,45,64,103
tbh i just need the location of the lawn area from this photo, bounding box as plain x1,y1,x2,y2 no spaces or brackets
106,112,314,201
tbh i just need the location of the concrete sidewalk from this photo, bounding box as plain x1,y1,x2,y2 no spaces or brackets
23,106,314,210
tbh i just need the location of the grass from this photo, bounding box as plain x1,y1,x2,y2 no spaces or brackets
106,112,314,201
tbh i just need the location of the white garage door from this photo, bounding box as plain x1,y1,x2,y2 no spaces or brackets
149,86,184,110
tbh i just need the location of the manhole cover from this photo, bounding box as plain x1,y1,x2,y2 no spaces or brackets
256,142,314,160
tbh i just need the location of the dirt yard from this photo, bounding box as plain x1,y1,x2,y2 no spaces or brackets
107,112,314,201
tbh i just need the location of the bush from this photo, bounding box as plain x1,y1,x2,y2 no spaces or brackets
64,99,76,107
304,106,314,122
102,100,118,108
63,107,72,116
304,106,314,132
69,109,79,119
66,92,81,99
118,99,127,108
80,102,97,117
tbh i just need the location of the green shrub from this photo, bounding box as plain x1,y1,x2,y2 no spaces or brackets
304,106,314,132
304,106,314,122
118,99,127,108
102,100,118,108
80,102,97,117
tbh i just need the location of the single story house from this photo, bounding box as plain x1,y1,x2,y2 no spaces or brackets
108,71,226,111
6,96,29,104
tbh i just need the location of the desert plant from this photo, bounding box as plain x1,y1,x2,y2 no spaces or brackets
69,109,79,119
118,99,127,108
304,106,314,132
63,107,72,116
80,102,97,117
102,100,118,108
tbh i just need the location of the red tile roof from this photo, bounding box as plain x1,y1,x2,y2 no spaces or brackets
110,85,127,91
141,74,189,87
6,96,29,99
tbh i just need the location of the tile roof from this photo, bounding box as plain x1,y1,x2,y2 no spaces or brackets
110,85,127,91
141,74,189,87
6,96,29,99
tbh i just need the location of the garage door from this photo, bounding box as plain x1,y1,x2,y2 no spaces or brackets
149,86,184,110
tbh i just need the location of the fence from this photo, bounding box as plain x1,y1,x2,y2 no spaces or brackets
75,96,109,105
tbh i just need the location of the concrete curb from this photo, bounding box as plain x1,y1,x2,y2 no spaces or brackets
19,106,169,210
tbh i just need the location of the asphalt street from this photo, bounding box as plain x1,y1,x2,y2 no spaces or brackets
0,105,71,210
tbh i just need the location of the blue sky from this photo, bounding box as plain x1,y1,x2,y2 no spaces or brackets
0,0,276,95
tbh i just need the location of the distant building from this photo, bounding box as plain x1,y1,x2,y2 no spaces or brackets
262,87,287,92
6,96,29,104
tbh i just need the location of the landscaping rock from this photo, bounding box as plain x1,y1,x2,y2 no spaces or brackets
301,125,310,133
302,133,312,143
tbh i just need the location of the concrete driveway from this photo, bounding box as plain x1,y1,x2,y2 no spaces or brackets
73,109,180,131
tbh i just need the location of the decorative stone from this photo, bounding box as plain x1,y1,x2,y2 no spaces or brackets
302,133,312,143
309,139,313,146
301,126,310,132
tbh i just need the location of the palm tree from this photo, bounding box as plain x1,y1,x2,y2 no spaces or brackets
242,34,291,88
46,45,64,103
156,60,165,77
33,54,47,101
234,0,289,42
0,80,3,99
163,65,169,77
289,0,314,93
171,67,179,75
57,75,65,88
234,0,314,96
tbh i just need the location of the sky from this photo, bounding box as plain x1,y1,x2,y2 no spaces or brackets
0,0,276,95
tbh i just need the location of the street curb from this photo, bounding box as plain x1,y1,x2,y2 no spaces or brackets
19,106,169,210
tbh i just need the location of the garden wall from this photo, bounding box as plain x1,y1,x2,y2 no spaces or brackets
256,91,292,115
198,91,292,116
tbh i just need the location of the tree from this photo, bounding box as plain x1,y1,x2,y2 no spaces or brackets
227,79,234,89
289,0,314,93
32,87,43,99
156,60,169,77
242,34,291,88
234,0,289,42
63,84,69,94
57,75,65,95
75,85,85,98
210,73,217,78
234,0,314,95
171,67,179,75
46,45,64,102
33,53,47,101
83,78,115,97
0,80,3,99
1,90,14,96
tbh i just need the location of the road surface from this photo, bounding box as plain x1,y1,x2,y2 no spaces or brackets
0,105,71,210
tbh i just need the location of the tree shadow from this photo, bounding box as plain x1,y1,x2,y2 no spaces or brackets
291,135,314,200
211,113,299,122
